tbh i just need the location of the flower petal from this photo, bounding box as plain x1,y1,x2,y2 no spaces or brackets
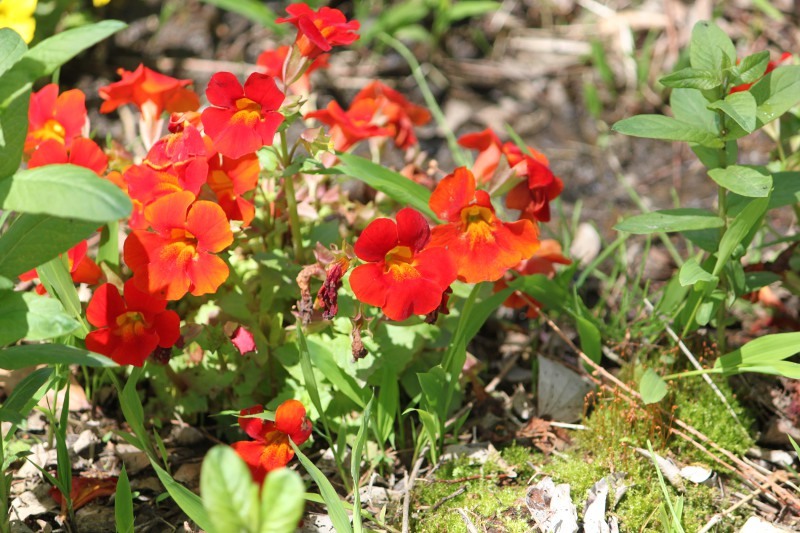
186,201,234,253
395,207,430,252
86,283,126,328
274,399,312,444
429,167,476,222
186,252,229,297
205,71,243,108
145,191,194,235
154,310,181,348
354,217,397,262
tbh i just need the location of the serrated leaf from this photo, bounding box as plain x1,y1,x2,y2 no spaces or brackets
678,258,718,287
612,115,723,147
707,91,757,133
614,209,724,234
660,67,721,90
707,166,771,197
689,21,736,72
733,51,770,84
751,65,800,125
640,369,668,404
0,164,131,222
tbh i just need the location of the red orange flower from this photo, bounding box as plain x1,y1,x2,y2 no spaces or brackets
257,45,328,94
350,207,457,321
122,162,207,230
98,64,200,118
429,167,539,283
305,99,391,152
85,279,180,366
276,3,360,59
505,155,563,223
123,191,233,300
25,84,87,155
494,239,571,318
201,72,285,160
231,400,312,484
19,240,102,294
206,151,260,226
28,138,108,176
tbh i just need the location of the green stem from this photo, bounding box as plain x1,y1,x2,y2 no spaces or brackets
663,367,723,380
279,130,305,263
715,109,730,354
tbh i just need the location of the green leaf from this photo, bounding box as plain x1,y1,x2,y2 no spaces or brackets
707,166,771,198
614,209,724,234
306,336,368,408
0,344,115,370
682,228,720,253
375,370,398,446
611,115,723,147
197,0,283,32
37,255,89,338
351,396,373,533
576,316,601,365
291,441,352,533
732,51,770,84
728,171,800,214
707,91,757,133
362,1,429,43
200,445,259,533
152,460,213,532
0,83,30,180
115,466,134,533
670,88,718,133
0,291,80,346
0,214,98,279
713,197,768,277
336,153,436,220
751,65,800,125
0,164,132,222
640,368,668,404
715,332,800,377
678,258,718,287
660,67,721,90
0,29,26,78
447,1,501,21
689,21,736,72
508,274,568,311
0,367,52,426
260,469,306,533
743,271,780,293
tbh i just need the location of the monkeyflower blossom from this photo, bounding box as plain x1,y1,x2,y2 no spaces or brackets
276,3,360,60
232,400,312,484
350,207,457,321
25,84,87,155
123,191,233,300
257,45,328,94
85,279,180,366
494,239,571,318
201,72,285,160
505,154,563,223
28,138,108,176
206,151,260,226
429,167,539,283
0,0,37,43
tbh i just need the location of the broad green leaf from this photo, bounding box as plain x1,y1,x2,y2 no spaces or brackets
708,165,771,198
611,115,723,147
306,336,368,408
707,91,757,133
447,1,501,21
715,332,800,376
576,316,601,365
296,322,325,421
336,153,436,220
751,65,800,125
0,214,98,279
0,344,115,370
152,460,213,532
351,396,373,533
198,0,283,32
0,29,26,78
115,466,134,533
743,272,781,293
0,367,52,426
0,291,79,346
362,0,429,43
0,84,30,180
732,51,770,84
678,258,718,287
0,164,132,222
508,274,568,311
260,469,306,533
37,255,89,338
291,442,352,533
201,445,259,533
418,366,447,422
614,209,724,234
660,67,721,90
670,88,718,133
682,227,720,253
727,171,800,214
640,368,668,404
713,197,768,277
689,21,736,73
